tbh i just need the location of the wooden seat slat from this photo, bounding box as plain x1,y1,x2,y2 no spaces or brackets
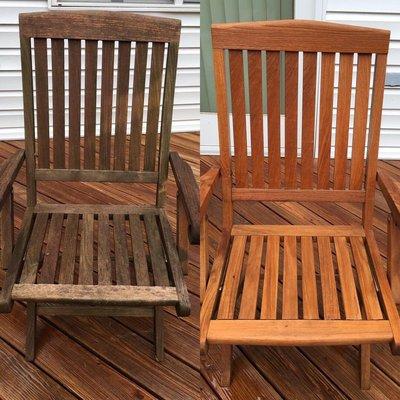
143,214,170,287
300,236,319,319
129,214,150,286
78,213,94,285
58,213,79,284
37,213,64,284
334,236,362,320
349,236,383,320
20,213,49,284
239,236,263,319
260,235,280,319
282,236,298,319
317,236,340,320
97,213,112,285
113,214,131,285
217,235,247,319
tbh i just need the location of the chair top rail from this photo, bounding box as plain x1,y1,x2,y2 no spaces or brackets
212,19,390,53
19,11,181,43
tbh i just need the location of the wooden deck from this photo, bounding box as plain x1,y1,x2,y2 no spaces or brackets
201,155,400,400
1,130,400,399
0,133,207,400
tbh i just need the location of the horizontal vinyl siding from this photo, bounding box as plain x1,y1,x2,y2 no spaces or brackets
325,0,400,158
0,0,200,139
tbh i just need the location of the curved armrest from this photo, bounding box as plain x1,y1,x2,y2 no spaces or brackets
169,152,199,243
377,170,400,224
200,166,220,220
0,149,25,209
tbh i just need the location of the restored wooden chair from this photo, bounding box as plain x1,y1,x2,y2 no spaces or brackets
200,20,400,389
0,11,191,362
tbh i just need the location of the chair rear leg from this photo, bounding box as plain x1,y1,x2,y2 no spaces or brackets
154,306,164,362
360,344,371,390
220,345,232,387
26,302,37,362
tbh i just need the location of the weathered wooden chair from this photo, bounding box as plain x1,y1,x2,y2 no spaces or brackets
0,11,191,362
200,20,400,389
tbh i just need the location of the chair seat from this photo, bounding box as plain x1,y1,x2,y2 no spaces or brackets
12,204,190,316
207,224,394,345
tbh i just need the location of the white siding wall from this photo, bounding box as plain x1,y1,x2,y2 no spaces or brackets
0,0,200,139
324,0,400,158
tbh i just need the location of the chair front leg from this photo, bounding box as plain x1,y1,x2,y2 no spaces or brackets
360,344,371,390
388,216,400,304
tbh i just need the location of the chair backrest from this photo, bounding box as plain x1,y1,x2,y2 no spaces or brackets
19,11,180,208
211,20,390,228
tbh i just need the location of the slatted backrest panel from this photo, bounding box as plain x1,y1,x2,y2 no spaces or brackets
19,11,180,207
211,20,390,208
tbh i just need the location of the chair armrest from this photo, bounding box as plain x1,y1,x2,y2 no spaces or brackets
377,170,400,224
200,166,220,220
169,152,199,243
0,150,25,210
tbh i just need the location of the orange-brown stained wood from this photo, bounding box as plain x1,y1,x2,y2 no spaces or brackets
248,50,264,188
229,50,248,187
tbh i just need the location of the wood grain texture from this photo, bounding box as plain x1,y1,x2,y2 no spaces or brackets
34,38,50,169
239,236,263,319
68,39,81,170
284,52,298,189
282,236,298,319
333,53,353,189
317,53,335,189
20,11,181,43
51,38,65,169
229,50,248,187
129,42,148,171
211,20,390,53
317,236,340,319
301,236,319,319
349,54,371,190
114,41,131,171
99,40,114,170
83,40,98,170
79,213,93,285
248,50,264,188
260,235,280,319
217,235,246,319
144,42,164,172
301,52,317,189
266,51,281,189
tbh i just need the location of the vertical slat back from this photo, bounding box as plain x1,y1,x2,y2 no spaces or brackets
34,38,50,169
266,51,281,188
144,42,165,172
19,11,181,207
229,50,248,187
99,40,115,170
83,40,98,170
68,39,81,169
284,52,298,189
248,50,264,188
301,52,317,189
211,20,389,205
317,52,335,189
51,39,65,169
